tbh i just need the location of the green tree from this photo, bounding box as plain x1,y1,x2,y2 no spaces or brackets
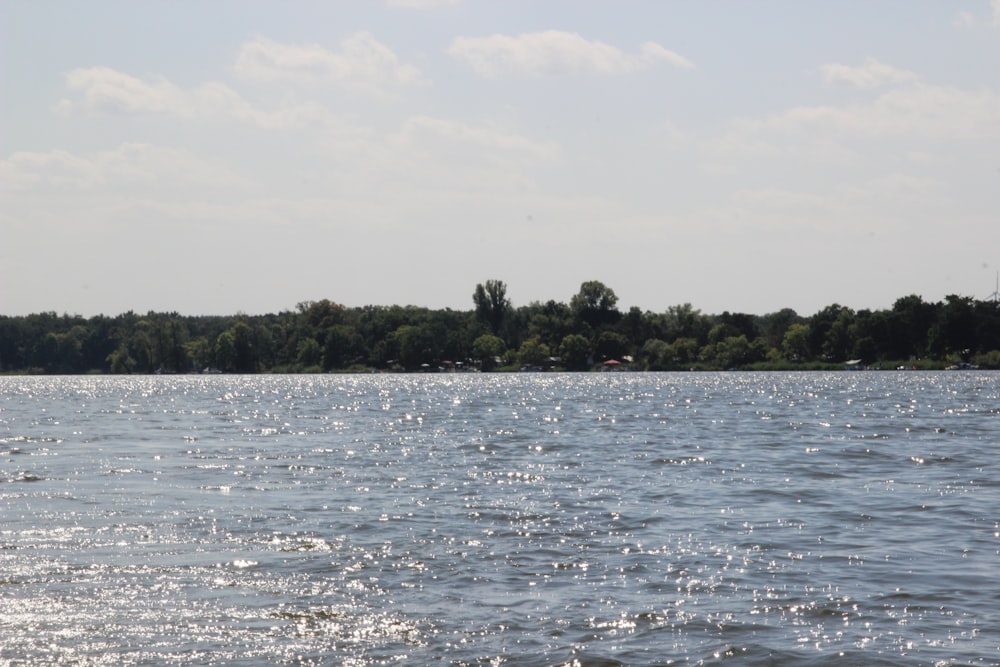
473,280,511,337
889,295,936,359
759,308,801,350
299,299,347,331
672,337,700,367
229,321,256,371
639,338,671,371
808,304,852,360
665,304,711,344
296,338,322,369
715,335,751,369
516,336,550,368
107,344,136,374
559,333,591,371
782,323,810,362
213,330,237,371
185,337,213,371
392,324,437,369
130,320,155,372
472,334,506,371
571,281,620,329
821,308,855,362
593,330,628,362
524,300,573,350
928,295,977,359
322,324,365,370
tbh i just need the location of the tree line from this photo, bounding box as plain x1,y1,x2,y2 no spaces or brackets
2,280,999,374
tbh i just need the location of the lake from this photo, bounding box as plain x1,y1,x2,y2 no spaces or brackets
1,372,998,666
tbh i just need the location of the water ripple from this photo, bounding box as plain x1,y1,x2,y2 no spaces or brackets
1,372,998,665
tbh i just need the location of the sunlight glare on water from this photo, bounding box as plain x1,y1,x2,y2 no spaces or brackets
1,372,998,665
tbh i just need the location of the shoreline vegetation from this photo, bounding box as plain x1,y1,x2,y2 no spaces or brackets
2,280,999,375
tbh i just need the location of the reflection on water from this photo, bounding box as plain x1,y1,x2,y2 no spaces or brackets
1,373,998,665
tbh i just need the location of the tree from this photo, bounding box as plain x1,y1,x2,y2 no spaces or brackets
714,335,751,369
718,311,758,340
299,299,347,331
559,334,591,371
929,295,977,359
593,330,628,361
107,344,136,374
185,337,213,371
472,334,506,371
782,323,810,362
570,280,620,329
759,308,801,349
672,337,700,367
665,303,711,344
322,324,365,370
807,304,852,360
889,295,936,359
524,300,573,349
296,338,322,369
230,321,256,371
392,324,437,369
639,338,671,371
473,280,511,337
516,336,550,368
821,308,855,362
213,330,237,371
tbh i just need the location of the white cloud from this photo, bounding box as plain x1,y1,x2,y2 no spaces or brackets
447,30,694,78
2,143,246,193
728,83,1000,145
57,66,350,130
820,57,918,89
379,116,562,196
234,33,427,88
397,116,559,160
953,2,1000,28
953,10,976,29
1,149,101,191
59,66,255,119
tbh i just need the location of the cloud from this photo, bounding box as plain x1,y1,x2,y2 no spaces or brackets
820,84,998,138
60,66,260,120
396,115,559,161
57,66,350,130
716,82,1000,159
1,143,246,193
698,78,1000,234
953,10,976,29
234,33,427,88
820,57,918,89
953,2,1000,28
447,30,694,78
1,149,101,191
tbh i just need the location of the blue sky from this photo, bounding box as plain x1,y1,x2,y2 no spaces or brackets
3,1,999,316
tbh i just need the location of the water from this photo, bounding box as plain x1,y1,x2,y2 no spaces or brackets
1,372,998,666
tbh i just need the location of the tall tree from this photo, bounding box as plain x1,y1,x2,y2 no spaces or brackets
665,303,711,344
570,280,620,329
473,280,511,337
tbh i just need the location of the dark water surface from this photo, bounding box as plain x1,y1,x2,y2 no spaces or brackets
2,372,998,666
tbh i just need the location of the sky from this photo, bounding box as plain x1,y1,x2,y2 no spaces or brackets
2,1,999,318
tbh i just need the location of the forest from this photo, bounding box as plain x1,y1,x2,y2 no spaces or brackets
2,280,1000,374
